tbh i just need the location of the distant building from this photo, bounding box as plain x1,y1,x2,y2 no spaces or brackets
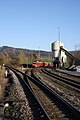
51,40,67,67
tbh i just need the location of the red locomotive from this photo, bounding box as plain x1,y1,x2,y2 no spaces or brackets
32,61,49,67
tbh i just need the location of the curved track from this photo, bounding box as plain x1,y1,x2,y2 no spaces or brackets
56,69,80,78
5,66,80,119
26,70,80,120
6,66,51,120
42,68,80,91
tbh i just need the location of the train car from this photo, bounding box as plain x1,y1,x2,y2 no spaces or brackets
32,61,49,67
44,62,49,67
32,61,43,67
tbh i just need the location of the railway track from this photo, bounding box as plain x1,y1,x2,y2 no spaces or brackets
4,66,80,119
56,69,80,78
26,70,80,120
6,67,51,120
28,76,66,119
42,68,80,91
33,68,80,111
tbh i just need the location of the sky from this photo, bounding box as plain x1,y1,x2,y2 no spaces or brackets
0,0,80,51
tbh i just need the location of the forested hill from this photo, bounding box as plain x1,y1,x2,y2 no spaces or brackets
0,46,80,59
0,46,52,58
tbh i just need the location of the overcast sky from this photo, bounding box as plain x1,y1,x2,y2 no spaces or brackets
0,0,80,51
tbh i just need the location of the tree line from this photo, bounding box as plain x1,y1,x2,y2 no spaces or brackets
0,51,38,66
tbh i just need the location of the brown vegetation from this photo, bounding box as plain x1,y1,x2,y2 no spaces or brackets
0,66,7,99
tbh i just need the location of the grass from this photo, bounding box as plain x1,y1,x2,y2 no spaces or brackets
0,66,7,99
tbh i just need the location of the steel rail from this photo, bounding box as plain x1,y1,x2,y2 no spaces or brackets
31,70,80,119
56,69,80,78
44,69,80,84
42,69,80,90
6,66,51,120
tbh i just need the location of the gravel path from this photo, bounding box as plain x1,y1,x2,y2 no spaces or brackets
1,70,34,120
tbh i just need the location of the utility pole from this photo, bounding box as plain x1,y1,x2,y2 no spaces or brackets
57,27,60,42
57,27,61,64
38,47,40,58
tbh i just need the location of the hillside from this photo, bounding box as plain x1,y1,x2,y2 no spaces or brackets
0,46,80,61
0,46,52,58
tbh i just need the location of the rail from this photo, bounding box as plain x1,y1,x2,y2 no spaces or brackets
42,68,80,91
6,66,51,120
31,69,80,119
